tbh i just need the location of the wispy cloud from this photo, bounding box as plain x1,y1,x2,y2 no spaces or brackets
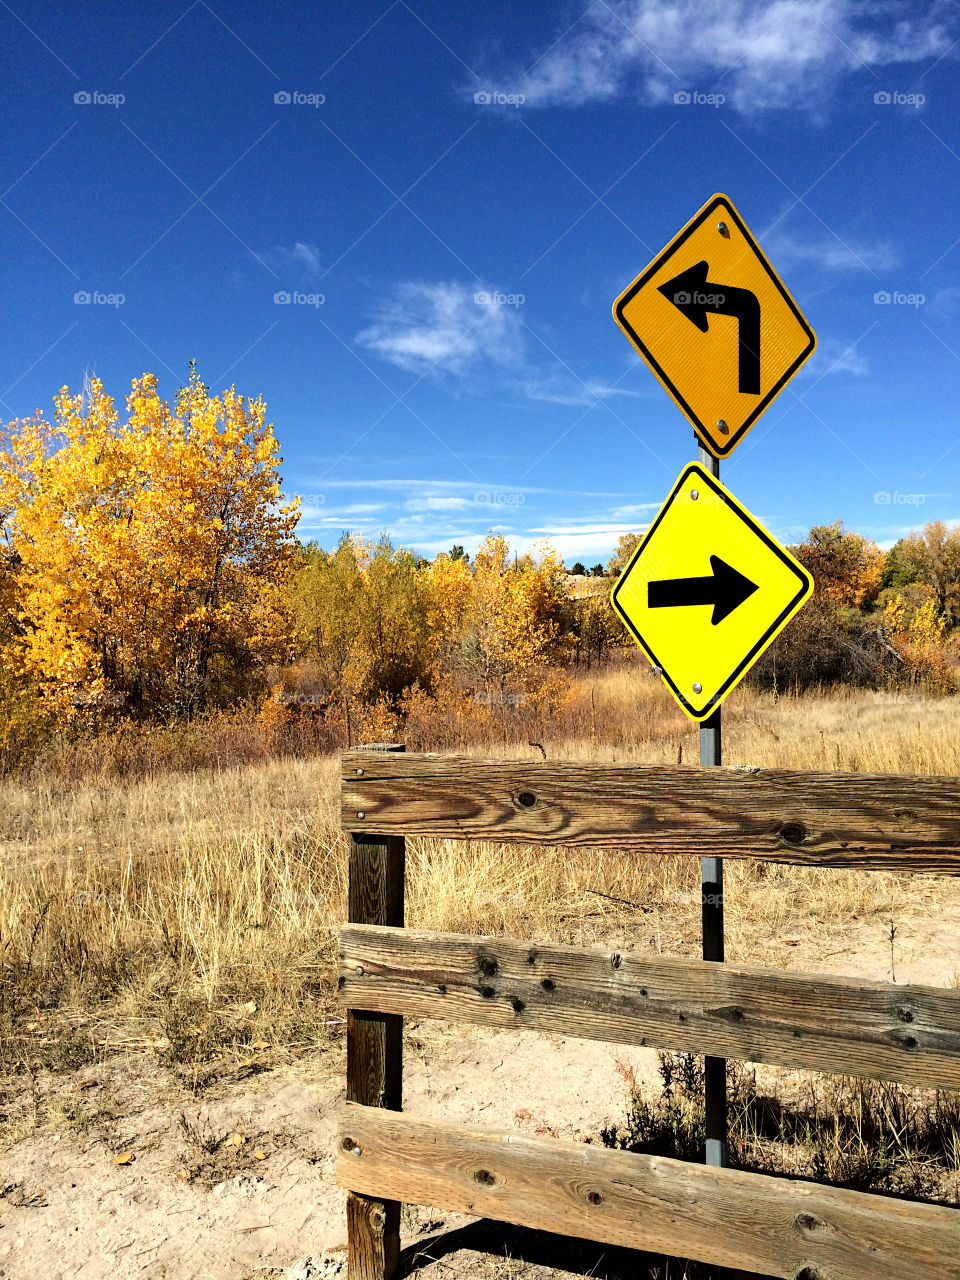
763,228,898,274
508,1,954,113
356,281,523,375
411,495,473,511
521,375,655,406
812,337,870,376
263,241,323,280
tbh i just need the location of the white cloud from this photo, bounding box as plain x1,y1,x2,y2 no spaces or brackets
356,281,523,375
815,339,870,376
827,347,869,376
522,375,656,406
512,1,953,112
763,228,897,275
264,241,323,280
517,529,638,560
530,522,649,536
611,502,661,517
411,495,472,511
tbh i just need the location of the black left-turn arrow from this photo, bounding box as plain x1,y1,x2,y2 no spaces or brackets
648,555,758,625
658,260,761,394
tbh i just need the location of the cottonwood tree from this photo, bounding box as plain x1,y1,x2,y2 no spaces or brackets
791,521,884,611
0,369,298,719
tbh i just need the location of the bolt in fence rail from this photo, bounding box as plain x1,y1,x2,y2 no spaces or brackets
338,747,960,1280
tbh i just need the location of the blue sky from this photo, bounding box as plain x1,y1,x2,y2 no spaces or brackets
2,0,959,563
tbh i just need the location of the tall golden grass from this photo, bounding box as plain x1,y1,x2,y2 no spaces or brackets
3,665,958,1080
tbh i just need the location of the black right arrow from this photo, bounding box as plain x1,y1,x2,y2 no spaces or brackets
648,555,758,625
658,260,761,394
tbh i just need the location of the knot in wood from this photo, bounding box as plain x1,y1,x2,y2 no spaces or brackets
540,978,555,992
474,1168,496,1185
897,1006,914,1022
794,1213,825,1233
516,790,537,808
586,1190,604,1206
780,822,807,844
477,953,499,977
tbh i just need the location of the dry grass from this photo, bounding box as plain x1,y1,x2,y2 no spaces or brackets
3,671,959,1042
2,666,959,1217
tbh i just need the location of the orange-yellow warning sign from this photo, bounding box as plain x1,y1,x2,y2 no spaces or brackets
614,194,815,457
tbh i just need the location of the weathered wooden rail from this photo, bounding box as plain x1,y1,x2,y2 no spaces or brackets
337,748,960,1279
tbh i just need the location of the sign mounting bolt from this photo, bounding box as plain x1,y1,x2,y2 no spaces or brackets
717,419,728,433
690,489,699,501
357,811,365,819
717,220,728,235
693,682,703,694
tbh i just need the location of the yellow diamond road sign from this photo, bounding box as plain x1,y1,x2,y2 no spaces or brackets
611,463,813,722
613,193,815,458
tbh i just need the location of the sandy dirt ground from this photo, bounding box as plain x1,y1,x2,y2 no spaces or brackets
0,1023,680,1280
2,904,958,1280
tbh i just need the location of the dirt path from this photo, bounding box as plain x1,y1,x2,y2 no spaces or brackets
0,1022,674,1280
3,893,958,1280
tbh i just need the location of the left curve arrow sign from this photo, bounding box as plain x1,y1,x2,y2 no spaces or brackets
658,260,761,395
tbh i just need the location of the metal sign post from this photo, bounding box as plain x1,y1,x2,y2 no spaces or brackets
610,192,817,1179
698,439,726,1169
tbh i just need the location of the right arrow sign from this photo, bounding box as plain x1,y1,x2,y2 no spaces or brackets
611,463,813,722
613,194,815,457
648,554,758,625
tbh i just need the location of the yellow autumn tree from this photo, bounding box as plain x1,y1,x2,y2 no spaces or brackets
0,368,298,719
289,534,436,710
460,533,570,706
791,521,884,610
882,591,952,691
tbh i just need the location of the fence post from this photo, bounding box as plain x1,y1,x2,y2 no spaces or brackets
347,743,405,1280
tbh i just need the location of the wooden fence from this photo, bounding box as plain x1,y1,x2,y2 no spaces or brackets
336,746,960,1279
